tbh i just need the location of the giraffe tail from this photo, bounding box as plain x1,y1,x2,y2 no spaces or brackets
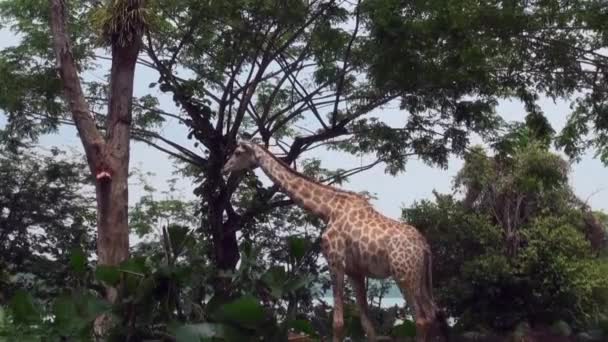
422,250,450,341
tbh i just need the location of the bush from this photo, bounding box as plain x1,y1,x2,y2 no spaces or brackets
403,144,608,332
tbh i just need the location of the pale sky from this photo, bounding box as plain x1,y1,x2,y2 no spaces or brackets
1,27,607,222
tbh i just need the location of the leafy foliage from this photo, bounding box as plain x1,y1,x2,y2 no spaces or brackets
2,235,323,341
2,0,608,340
404,135,608,331
0,145,95,303
363,0,608,167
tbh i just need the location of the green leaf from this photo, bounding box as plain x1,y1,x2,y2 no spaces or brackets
392,320,417,338
69,247,87,275
174,322,251,342
205,295,224,316
175,323,226,342
79,293,111,320
119,256,148,275
288,319,317,337
283,275,312,295
261,266,287,298
119,257,148,293
134,276,158,303
95,265,121,286
214,295,265,329
53,295,87,335
9,290,40,324
168,224,190,257
287,236,309,261
53,293,111,336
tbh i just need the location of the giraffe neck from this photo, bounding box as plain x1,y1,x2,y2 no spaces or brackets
251,145,340,221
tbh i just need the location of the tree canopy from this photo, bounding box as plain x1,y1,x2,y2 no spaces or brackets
404,127,608,333
0,145,95,308
1,0,608,340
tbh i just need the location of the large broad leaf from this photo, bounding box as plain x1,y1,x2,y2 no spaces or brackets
261,266,287,299
283,275,313,295
69,247,87,275
9,290,40,324
214,295,265,330
53,292,111,336
288,319,317,337
79,293,112,321
119,256,148,275
95,265,121,286
119,257,148,293
287,236,310,262
205,295,224,316
134,275,159,304
174,322,251,342
167,224,191,257
392,320,417,338
175,323,226,342
53,295,87,335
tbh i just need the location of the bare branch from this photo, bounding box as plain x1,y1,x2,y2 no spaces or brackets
48,0,105,169
168,16,198,67
332,0,361,126
133,135,203,167
268,0,336,63
132,128,208,167
276,54,329,130
144,32,217,147
261,39,314,122
218,54,248,131
321,158,382,185
267,73,352,135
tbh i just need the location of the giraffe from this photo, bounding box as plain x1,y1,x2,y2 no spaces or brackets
222,141,449,342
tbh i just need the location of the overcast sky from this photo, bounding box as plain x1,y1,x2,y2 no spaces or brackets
1,27,607,222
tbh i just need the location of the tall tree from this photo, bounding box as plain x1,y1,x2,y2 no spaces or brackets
47,0,146,314
0,145,95,304
3,0,606,301
363,0,608,160
404,131,608,331
139,0,502,299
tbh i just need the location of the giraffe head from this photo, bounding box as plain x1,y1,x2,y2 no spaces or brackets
222,141,257,174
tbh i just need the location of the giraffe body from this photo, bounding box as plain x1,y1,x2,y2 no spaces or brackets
223,141,448,342
329,202,426,280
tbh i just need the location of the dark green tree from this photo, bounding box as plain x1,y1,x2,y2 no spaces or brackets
404,129,608,332
0,4,153,335
0,144,95,306
1,0,500,299
2,2,608,338
363,0,608,171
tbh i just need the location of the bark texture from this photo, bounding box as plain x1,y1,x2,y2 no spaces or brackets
48,0,144,336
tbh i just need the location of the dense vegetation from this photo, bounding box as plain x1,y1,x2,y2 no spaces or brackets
404,126,608,337
0,0,607,340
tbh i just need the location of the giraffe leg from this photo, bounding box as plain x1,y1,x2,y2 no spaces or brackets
413,293,432,342
322,231,346,342
396,283,430,342
417,251,447,342
330,269,345,342
350,275,377,341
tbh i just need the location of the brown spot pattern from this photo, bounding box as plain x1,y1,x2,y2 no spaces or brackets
253,144,438,341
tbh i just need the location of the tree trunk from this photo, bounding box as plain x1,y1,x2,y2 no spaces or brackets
94,158,129,303
48,0,143,337
96,28,141,273
582,208,607,254
206,143,240,299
